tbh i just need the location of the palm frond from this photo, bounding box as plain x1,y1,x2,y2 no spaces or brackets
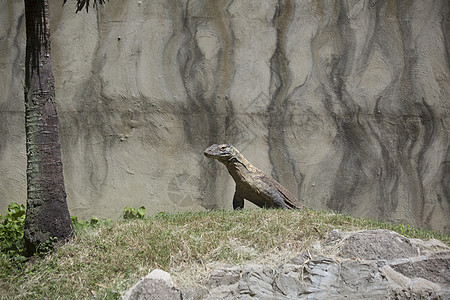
63,0,108,13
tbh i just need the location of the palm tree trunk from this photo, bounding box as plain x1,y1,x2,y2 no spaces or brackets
23,0,73,256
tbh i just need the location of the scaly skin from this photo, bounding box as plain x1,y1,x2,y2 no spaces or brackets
204,144,304,210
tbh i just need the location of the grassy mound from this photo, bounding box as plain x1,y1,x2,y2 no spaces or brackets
1,209,448,299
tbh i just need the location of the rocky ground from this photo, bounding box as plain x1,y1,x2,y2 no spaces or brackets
123,229,450,299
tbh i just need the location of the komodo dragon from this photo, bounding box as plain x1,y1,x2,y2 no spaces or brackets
204,143,304,210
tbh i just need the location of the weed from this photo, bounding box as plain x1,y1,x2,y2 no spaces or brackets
123,206,146,220
0,203,26,260
395,223,411,235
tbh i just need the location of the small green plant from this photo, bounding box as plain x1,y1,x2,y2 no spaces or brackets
71,216,113,233
123,206,146,220
0,203,26,257
36,236,58,255
71,215,89,228
90,216,101,225
395,223,411,235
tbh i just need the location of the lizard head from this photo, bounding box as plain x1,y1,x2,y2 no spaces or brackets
204,144,237,162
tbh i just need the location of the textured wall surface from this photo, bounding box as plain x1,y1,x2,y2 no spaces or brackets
0,0,449,232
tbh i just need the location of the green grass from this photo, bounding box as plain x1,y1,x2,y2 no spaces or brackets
1,208,448,299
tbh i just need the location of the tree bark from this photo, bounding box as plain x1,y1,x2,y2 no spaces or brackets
23,0,73,256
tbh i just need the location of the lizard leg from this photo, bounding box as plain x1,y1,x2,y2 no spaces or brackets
233,192,244,210
267,188,288,209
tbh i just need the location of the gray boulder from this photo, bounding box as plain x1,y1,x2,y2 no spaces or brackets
122,269,182,300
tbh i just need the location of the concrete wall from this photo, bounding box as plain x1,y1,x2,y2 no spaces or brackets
1,0,449,233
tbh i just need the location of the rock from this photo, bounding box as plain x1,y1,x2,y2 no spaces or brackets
206,266,241,288
382,266,445,299
390,252,450,285
238,265,278,299
122,269,182,300
174,230,450,299
181,286,209,300
337,229,420,260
